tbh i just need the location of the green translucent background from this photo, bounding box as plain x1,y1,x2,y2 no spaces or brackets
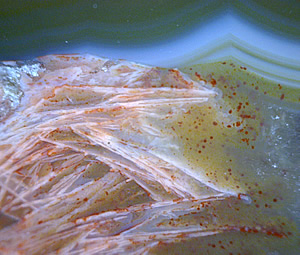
0,0,299,60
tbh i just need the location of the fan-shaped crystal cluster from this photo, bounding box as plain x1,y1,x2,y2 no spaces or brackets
0,55,297,254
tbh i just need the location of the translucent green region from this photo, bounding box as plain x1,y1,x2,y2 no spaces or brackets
182,60,300,220
233,0,300,35
250,0,300,22
0,0,299,59
151,231,299,255
0,0,224,57
182,60,300,104
152,61,300,255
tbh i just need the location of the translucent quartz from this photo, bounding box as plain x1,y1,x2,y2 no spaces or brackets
0,55,298,254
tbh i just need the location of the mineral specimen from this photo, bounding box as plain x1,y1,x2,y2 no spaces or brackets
0,54,298,254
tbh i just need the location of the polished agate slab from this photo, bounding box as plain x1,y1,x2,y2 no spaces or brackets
0,55,298,254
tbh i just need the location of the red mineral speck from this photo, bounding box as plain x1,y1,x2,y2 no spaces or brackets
211,78,217,86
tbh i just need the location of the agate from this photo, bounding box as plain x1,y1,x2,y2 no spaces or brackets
0,54,298,254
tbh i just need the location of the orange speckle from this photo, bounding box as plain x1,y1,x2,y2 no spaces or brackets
237,104,242,112
195,72,202,80
211,78,216,86
280,94,285,100
240,226,247,232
